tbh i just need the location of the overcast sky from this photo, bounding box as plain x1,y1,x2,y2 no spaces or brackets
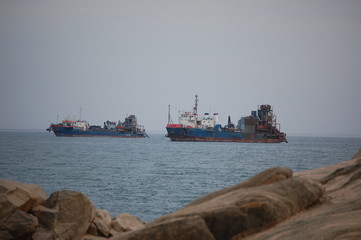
1,0,360,136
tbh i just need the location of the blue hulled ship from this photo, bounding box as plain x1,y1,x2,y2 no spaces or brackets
166,95,287,143
47,115,148,138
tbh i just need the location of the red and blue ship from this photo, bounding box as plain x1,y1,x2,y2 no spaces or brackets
166,95,287,143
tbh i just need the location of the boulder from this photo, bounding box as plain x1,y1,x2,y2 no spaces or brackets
81,233,109,240
151,178,323,240
0,194,14,227
186,167,293,207
32,230,54,240
88,209,112,237
0,180,47,210
239,151,361,240
111,213,145,233
31,205,58,230
87,222,100,236
0,179,47,225
34,190,96,240
112,215,215,240
0,231,13,240
1,209,38,240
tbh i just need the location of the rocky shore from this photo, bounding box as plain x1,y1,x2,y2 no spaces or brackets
1,149,361,240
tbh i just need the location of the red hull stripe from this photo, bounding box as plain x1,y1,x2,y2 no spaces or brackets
166,124,182,128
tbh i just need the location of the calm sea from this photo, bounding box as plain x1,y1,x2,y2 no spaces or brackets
1,131,360,222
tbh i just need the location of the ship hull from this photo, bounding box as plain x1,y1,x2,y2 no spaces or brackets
51,127,147,138
166,127,287,143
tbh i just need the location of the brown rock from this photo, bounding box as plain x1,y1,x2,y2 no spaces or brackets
152,178,323,240
0,180,47,210
0,230,13,240
187,167,293,207
2,209,38,240
35,190,96,240
239,152,361,240
90,209,112,237
87,222,99,236
0,194,14,226
32,230,54,240
32,205,58,230
81,233,109,240
0,180,47,225
112,215,215,240
111,213,145,233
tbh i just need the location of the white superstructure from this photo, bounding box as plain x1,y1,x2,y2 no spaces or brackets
177,95,220,129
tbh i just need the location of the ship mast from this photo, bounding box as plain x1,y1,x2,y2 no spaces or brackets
193,94,198,115
168,104,173,124
79,106,82,121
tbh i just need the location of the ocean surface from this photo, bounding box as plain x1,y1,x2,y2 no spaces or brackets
1,131,360,222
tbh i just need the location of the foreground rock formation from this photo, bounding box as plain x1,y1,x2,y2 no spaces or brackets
1,149,361,240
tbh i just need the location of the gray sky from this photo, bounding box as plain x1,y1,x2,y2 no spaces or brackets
1,0,360,136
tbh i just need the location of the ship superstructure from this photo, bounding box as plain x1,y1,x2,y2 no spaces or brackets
166,95,287,143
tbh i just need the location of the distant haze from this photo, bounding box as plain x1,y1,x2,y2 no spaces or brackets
1,1,360,136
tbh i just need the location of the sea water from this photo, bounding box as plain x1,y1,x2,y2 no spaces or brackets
0,131,360,222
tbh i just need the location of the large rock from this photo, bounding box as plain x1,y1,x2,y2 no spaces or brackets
0,231,13,240
111,213,145,233
0,179,47,225
1,209,38,240
0,180,47,239
87,209,112,237
186,167,293,207
112,215,215,240
81,234,108,240
33,190,96,240
32,230,54,240
240,150,361,240
151,178,323,240
32,205,58,231
110,167,320,240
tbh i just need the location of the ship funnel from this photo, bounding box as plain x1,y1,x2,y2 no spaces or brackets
227,116,234,128
213,113,219,124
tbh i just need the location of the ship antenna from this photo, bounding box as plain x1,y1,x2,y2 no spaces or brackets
79,106,82,121
168,104,173,124
193,94,198,115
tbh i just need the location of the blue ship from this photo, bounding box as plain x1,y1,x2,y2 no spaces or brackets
166,95,287,143
47,115,148,138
